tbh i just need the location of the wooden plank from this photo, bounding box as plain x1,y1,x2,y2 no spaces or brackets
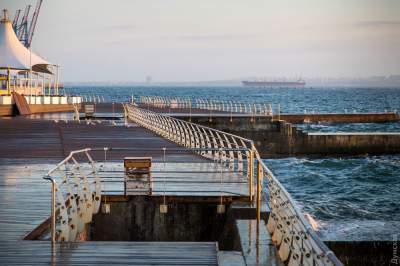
124,156,152,169
29,104,75,113
0,104,14,116
0,241,218,265
12,92,31,115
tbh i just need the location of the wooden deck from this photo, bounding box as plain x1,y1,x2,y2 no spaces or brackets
100,162,249,197
0,117,208,161
0,241,218,265
0,117,248,265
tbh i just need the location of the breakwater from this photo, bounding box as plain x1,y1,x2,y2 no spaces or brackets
173,115,400,157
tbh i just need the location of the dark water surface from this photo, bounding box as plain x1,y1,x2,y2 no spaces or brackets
66,86,400,240
265,156,400,240
67,86,400,114
296,122,400,133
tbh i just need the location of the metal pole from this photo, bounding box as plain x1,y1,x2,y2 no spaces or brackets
6,68,10,95
256,160,262,223
56,65,59,95
278,104,281,121
43,177,56,243
249,149,254,203
189,100,192,122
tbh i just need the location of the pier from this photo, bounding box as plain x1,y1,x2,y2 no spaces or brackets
174,115,400,157
0,103,343,265
133,99,400,157
0,0,397,264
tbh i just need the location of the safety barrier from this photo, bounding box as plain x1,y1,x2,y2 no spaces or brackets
257,156,342,265
126,103,254,172
81,94,106,103
126,103,256,200
126,104,343,266
138,96,273,115
43,148,101,242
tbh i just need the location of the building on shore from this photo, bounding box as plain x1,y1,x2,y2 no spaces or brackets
0,9,80,116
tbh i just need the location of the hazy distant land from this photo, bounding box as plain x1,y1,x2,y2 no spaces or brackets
65,75,400,87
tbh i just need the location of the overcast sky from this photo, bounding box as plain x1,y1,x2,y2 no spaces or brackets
2,0,400,82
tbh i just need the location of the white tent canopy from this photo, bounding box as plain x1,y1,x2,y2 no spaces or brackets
0,12,51,74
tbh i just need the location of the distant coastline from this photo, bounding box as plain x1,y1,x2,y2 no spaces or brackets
64,75,400,88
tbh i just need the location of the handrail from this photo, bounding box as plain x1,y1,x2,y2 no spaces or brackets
43,176,56,243
254,151,342,265
126,104,343,266
43,148,101,242
126,104,256,185
137,95,274,115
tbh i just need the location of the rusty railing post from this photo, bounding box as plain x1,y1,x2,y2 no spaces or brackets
43,176,56,243
256,160,262,223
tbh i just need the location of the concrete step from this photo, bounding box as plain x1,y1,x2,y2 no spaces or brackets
230,201,269,221
236,219,284,266
218,251,246,266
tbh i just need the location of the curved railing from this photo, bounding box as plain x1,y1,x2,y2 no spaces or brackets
138,95,273,115
126,103,255,174
126,103,342,266
126,103,256,201
255,154,342,265
43,148,101,242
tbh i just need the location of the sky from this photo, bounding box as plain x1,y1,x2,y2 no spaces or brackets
2,0,400,82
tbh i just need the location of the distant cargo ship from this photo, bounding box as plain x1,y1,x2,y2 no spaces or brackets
242,79,306,87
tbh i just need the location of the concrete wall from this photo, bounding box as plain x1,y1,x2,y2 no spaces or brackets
177,116,400,157
279,113,399,123
92,196,229,242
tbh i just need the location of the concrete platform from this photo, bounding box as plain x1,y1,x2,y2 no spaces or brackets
143,105,399,124
236,220,284,266
177,115,400,157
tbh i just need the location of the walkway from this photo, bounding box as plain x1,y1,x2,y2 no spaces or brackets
0,117,246,265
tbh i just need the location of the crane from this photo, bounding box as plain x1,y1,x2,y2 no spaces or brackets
12,9,21,29
16,5,31,45
12,0,43,48
27,0,43,48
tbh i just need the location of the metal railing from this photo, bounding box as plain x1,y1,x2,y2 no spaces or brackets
43,148,101,242
138,96,273,115
126,103,256,200
126,103,342,266
81,94,106,103
256,156,342,265
1,69,61,96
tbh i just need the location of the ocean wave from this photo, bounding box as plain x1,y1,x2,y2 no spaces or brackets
265,155,400,240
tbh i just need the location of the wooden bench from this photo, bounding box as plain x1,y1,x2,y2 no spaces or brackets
84,104,95,118
124,157,152,173
124,157,152,195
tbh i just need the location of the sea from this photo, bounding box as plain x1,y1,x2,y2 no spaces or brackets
67,85,400,241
